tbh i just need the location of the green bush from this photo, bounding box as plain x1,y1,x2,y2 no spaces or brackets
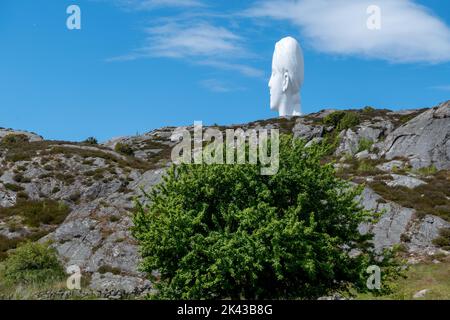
133,135,399,299
362,106,375,113
4,183,24,192
83,137,98,145
323,111,346,127
115,143,134,156
357,138,374,153
323,111,360,131
0,235,21,261
1,134,30,146
433,228,450,250
339,112,360,131
0,242,65,286
13,173,31,183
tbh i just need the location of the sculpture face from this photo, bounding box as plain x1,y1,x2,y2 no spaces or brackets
268,37,304,117
268,64,286,112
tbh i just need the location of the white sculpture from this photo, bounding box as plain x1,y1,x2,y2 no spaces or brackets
268,36,304,117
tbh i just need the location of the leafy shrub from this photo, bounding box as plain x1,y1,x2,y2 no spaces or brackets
0,235,21,261
414,165,438,176
4,183,24,192
362,106,375,113
357,161,378,174
432,228,450,250
0,200,71,228
0,242,65,286
1,134,30,146
323,111,346,127
83,137,98,145
13,173,31,183
338,112,360,131
115,143,134,156
357,138,374,153
133,135,399,299
323,111,360,131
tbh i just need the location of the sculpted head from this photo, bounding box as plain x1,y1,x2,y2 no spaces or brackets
268,36,304,117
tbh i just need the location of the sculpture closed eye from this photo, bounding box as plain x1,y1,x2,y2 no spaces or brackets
268,36,304,117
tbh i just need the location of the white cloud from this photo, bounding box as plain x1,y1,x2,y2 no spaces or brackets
200,79,246,93
112,0,204,10
431,85,450,91
109,21,264,77
198,60,264,78
144,22,244,58
246,0,450,63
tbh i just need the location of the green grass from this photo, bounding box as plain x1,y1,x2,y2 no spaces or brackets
4,183,24,192
358,258,450,300
1,134,30,145
357,138,374,153
0,199,71,228
115,142,134,156
413,165,438,176
0,242,96,300
433,228,450,250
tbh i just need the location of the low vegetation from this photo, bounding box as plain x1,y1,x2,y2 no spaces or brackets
0,199,71,228
1,134,30,145
369,170,450,222
357,138,374,153
0,242,67,299
323,110,361,131
115,143,134,156
433,228,450,250
0,242,65,286
83,137,98,145
358,257,450,300
133,135,401,299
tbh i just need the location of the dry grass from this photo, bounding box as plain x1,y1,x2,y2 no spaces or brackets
358,257,450,300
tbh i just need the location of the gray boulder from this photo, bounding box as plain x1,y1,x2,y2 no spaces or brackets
407,215,450,252
335,129,359,155
292,120,323,141
89,272,152,296
386,174,426,189
359,187,415,251
381,101,450,169
0,128,43,142
376,160,405,172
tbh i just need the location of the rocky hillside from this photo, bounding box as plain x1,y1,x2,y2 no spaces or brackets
0,100,449,298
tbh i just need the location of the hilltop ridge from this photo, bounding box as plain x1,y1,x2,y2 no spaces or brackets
0,100,449,298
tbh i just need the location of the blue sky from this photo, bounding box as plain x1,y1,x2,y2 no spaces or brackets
0,0,449,141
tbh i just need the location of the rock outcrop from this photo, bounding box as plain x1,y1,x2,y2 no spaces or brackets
0,100,449,297
381,101,450,170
